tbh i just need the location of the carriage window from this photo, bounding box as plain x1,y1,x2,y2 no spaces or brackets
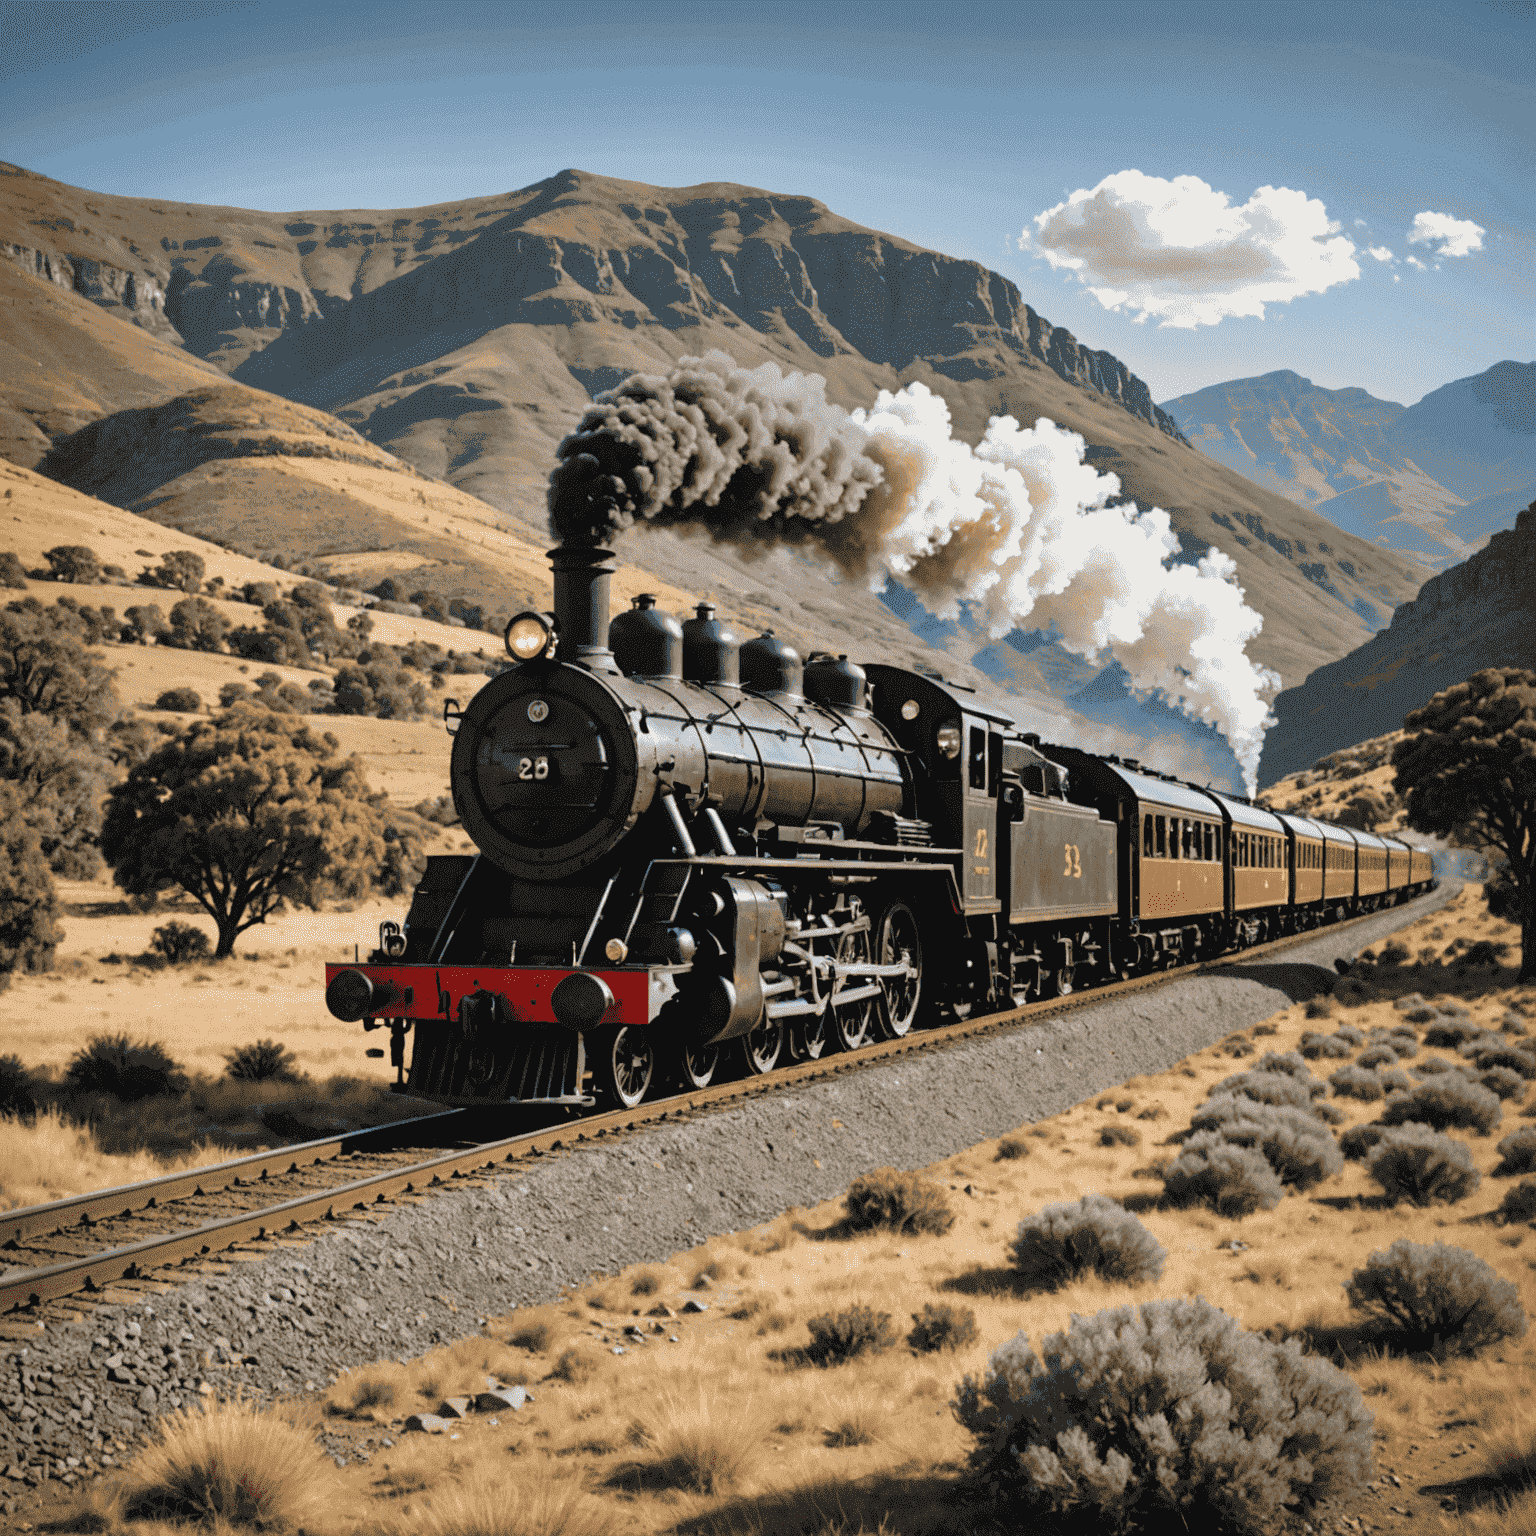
1204,823,1215,861
1183,820,1195,859
1144,814,1154,857
968,727,986,791
1170,818,1181,859
1155,815,1166,858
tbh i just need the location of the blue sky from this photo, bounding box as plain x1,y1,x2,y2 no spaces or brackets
3,0,1530,404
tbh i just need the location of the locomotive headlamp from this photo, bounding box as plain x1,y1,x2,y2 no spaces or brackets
936,723,962,759
900,699,920,721
505,611,556,661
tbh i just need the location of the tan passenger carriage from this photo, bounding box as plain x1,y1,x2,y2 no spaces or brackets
1317,820,1357,911
1276,812,1326,907
1209,793,1289,940
1351,828,1391,901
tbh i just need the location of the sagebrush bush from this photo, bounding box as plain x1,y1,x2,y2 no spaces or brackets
1413,1056,1461,1076
1345,1240,1526,1356
908,1302,979,1353
805,1305,897,1366
1479,1066,1527,1101
1366,1123,1481,1207
1162,1134,1283,1217
1329,1065,1385,1102
1300,1031,1352,1060
1208,1068,1325,1115
994,1137,1030,1161
1424,1020,1482,1047
1499,1180,1536,1224
842,1167,954,1235
1356,1045,1400,1072
224,1039,303,1084
1474,1047,1536,1080
149,920,212,966
1379,1068,1411,1094
1187,1097,1343,1189
952,1297,1372,1533
153,687,202,713
1008,1194,1166,1289
1380,1077,1501,1134
1252,1050,1313,1080
1341,1123,1387,1162
1333,1022,1365,1045
1304,996,1336,1020
64,1033,185,1101
1099,1123,1140,1148
1494,1126,1536,1177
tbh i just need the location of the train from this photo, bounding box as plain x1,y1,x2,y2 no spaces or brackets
324,545,1436,1111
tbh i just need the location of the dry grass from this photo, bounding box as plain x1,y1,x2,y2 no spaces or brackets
383,1463,614,1536
117,1398,334,1527
0,1105,223,1209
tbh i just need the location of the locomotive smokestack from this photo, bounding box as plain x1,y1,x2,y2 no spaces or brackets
548,546,618,670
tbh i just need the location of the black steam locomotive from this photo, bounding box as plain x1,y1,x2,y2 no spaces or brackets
324,546,1435,1111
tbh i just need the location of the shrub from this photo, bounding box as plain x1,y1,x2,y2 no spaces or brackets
1494,1126,1536,1177
1208,1068,1324,1114
1008,1194,1166,1290
166,596,230,653
0,787,61,982
1345,1240,1526,1356
1356,1045,1399,1071
842,1167,954,1235
1413,1056,1461,1076
1474,1046,1536,1080
1479,1066,1527,1101
1162,1134,1284,1217
1099,1123,1140,1148
1379,1068,1411,1094
0,551,27,589
224,1039,303,1083
1379,1077,1501,1135
552,1348,596,1384
805,1305,897,1366
507,1321,551,1352
1498,1180,1536,1224
1366,1124,1481,1207
1424,1020,1482,1048
952,1297,1372,1532
1330,1064,1386,1102
1402,1005,1438,1024
1300,1031,1352,1060
1304,996,1335,1020
1189,1097,1343,1188
995,1137,1030,1161
1340,1124,1387,1162
153,687,202,713
65,1033,185,1100
1333,1022,1365,1045
1252,1050,1313,1080
0,1053,36,1118
908,1302,979,1353
149,920,212,965
142,550,206,594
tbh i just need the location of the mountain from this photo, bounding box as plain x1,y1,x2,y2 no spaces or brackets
1161,364,1536,568
1256,501,1536,786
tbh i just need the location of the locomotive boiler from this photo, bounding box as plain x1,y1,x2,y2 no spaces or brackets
324,545,1436,1112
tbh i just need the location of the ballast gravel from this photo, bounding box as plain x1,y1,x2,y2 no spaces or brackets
0,890,1454,1489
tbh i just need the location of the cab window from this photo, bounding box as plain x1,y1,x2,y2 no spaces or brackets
968,727,986,791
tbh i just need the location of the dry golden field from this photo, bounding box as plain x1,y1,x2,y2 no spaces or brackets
20,886,1536,1536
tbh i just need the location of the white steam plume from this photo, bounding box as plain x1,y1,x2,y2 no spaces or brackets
549,352,1279,788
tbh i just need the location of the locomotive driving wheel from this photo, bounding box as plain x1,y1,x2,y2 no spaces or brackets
874,901,923,1038
738,1014,784,1076
678,1039,720,1090
590,1025,655,1110
830,922,874,1051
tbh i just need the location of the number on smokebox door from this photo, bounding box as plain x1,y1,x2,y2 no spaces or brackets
518,756,550,781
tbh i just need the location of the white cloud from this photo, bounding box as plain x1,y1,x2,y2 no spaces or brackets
1022,170,1360,328
1405,254,1427,270
1408,210,1485,258
1366,245,1395,263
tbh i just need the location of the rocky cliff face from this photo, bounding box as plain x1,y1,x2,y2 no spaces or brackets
1,161,1426,695
2,240,179,340
1258,501,1536,785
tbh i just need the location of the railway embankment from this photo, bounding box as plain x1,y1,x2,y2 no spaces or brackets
0,886,1462,1501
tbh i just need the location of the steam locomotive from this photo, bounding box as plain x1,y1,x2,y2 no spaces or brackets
324,546,1436,1111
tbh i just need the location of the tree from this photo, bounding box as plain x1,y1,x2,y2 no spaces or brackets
1393,667,1536,980
1336,787,1394,832
166,596,230,652
121,603,170,645
0,698,112,877
100,705,385,957
44,545,101,584
0,552,27,590
0,602,118,735
0,781,62,986
142,550,206,593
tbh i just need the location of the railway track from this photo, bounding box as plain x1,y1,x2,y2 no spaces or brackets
0,894,1442,1320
